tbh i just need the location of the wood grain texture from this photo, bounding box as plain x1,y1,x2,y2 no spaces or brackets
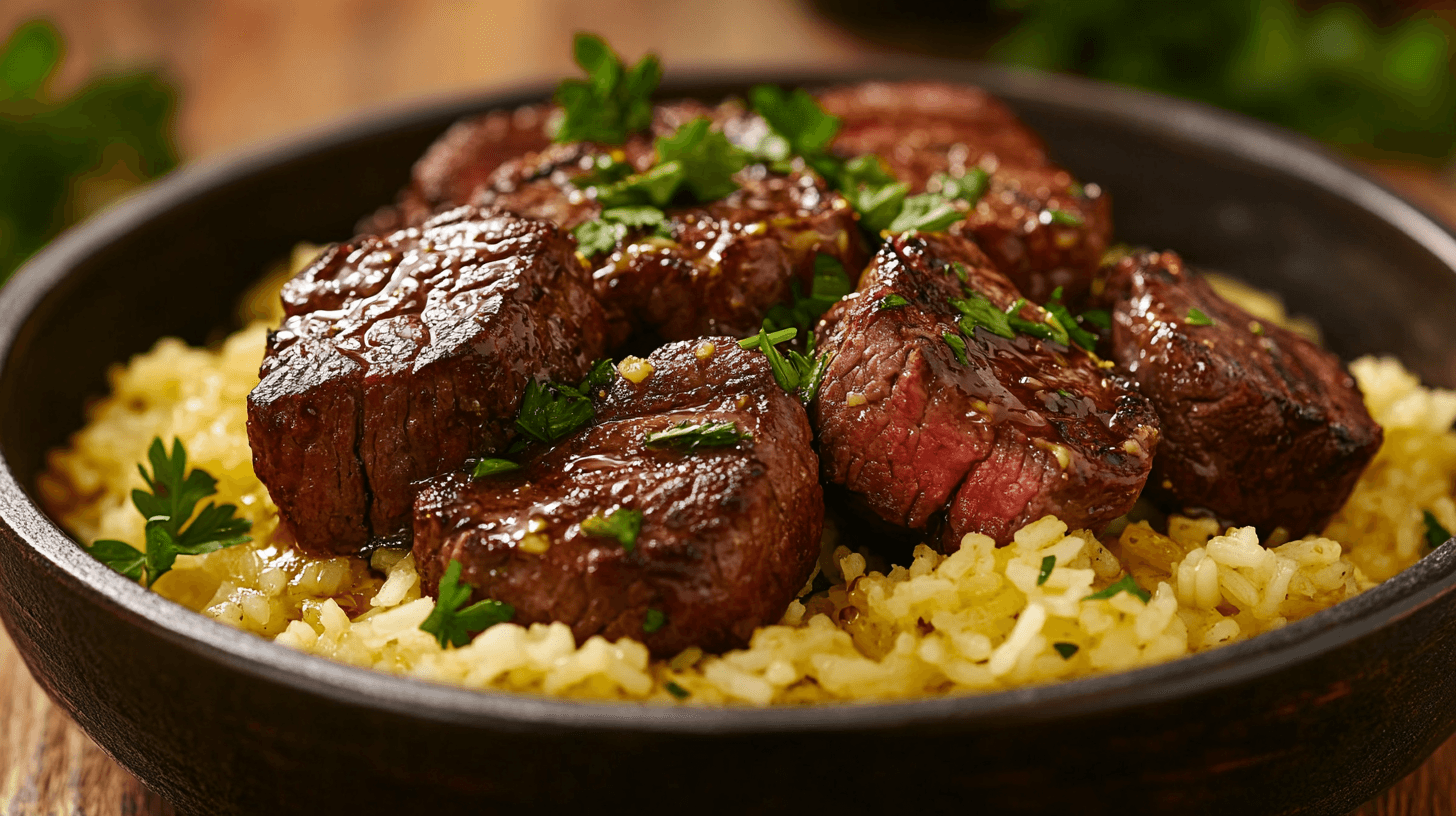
0,1,1454,813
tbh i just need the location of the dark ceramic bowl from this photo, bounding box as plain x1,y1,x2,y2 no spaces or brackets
3,62,1456,816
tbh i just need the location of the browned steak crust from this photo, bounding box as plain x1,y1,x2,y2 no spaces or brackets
248,207,607,556
817,81,1111,304
413,340,822,656
1099,250,1383,537
813,231,1159,549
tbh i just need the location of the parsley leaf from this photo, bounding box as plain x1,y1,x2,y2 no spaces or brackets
419,560,514,648
886,192,963,234
1037,554,1056,586
552,33,661,145
1044,208,1085,227
878,294,909,310
515,380,596,445
949,292,1015,340
838,154,908,233
1045,291,1099,351
594,162,685,209
644,420,752,451
654,116,748,202
572,205,671,256
571,152,635,189
580,357,618,395
86,437,251,586
473,458,521,478
1079,308,1112,331
1005,297,1070,346
580,507,644,551
1424,510,1451,550
1053,642,1079,659
931,168,990,205
943,332,970,366
643,608,667,633
1186,307,1215,327
748,84,842,176
1083,574,1151,603
665,680,691,699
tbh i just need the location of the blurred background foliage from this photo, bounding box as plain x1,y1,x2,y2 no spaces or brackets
0,19,176,283
0,1,1451,285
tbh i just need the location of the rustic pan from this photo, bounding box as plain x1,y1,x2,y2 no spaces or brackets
2,62,1456,815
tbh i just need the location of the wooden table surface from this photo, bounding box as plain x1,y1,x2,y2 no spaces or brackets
1,1,1455,813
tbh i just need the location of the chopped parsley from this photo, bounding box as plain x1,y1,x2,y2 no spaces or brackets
951,262,969,283
837,154,908,233
763,254,853,339
552,33,661,145
1079,308,1112,331
572,116,747,255
943,332,970,365
472,459,521,478
571,152,635,189
1005,297,1070,346
1424,511,1451,550
886,192,963,234
419,560,515,648
665,680,691,699
741,325,834,403
1045,289,1098,351
514,360,615,446
1044,208,1085,227
878,294,910,310
949,292,1015,340
1053,642,1080,659
654,116,748,202
86,437,252,586
644,420,752,451
747,84,843,178
643,608,668,633
931,168,990,205
1037,555,1056,586
573,205,671,257
1083,574,1151,603
580,508,644,551
1185,307,1216,327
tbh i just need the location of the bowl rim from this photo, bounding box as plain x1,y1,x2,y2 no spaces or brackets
4,58,1456,735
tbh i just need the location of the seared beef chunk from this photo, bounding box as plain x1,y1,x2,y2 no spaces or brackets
471,119,866,347
248,207,607,556
817,81,1111,304
813,232,1159,549
1099,251,1382,537
413,340,822,656
365,101,713,234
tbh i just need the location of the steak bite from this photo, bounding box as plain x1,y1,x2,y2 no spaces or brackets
1098,250,1383,538
816,81,1111,304
248,207,607,556
413,340,823,656
471,117,867,347
813,232,1159,549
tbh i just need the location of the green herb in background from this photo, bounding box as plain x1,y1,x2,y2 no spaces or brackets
0,20,177,285
86,438,251,586
991,0,1456,161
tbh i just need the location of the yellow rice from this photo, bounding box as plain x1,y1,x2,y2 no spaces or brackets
36,251,1456,704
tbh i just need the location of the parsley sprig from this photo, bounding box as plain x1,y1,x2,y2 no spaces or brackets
739,326,833,403
419,560,515,648
86,437,252,586
513,359,616,447
644,420,752,451
572,117,748,256
552,33,661,145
